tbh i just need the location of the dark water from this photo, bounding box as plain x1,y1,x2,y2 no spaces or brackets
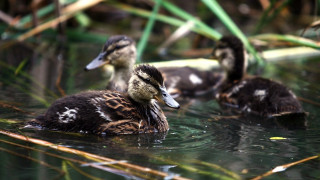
0,41,320,180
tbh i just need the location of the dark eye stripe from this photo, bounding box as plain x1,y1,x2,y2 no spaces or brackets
136,74,159,90
105,44,128,56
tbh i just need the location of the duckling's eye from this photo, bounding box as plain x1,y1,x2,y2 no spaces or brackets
115,44,126,50
146,78,151,82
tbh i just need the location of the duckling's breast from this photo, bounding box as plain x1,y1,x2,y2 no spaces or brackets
148,100,168,132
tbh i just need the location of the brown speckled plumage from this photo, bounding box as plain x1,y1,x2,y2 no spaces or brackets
28,65,179,135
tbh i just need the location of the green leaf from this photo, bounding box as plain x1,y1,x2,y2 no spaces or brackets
201,0,265,66
15,58,28,75
161,0,221,40
137,0,163,62
17,0,77,29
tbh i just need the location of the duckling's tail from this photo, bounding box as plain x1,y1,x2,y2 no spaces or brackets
272,111,308,130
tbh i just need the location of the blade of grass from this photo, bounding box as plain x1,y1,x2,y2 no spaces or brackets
201,0,264,66
112,3,188,28
150,58,219,71
74,12,91,28
250,33,320,49
157,20,195,54
0,118,20,124
0,73,51,107
253,0,276,34
137,0,163,62
12,82,51,107
112,3,220,39
160,0,221,40
192,160,241,180
62,161,72,180
0,60,59,99
65,161,102,180
256,0,290,34
14,58,28,75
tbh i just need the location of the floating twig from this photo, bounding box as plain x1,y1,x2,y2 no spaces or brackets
0,139,135,179
298,96,320,107
0,10,18,25
157,20,195,55
0,130,189,180
251,155,319,180
0,101,35,115
153,156,236,180
17,0,104,41
300,20,320,37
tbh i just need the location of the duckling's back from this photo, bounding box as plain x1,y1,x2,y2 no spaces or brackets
219,77,305,117
30,91,142,134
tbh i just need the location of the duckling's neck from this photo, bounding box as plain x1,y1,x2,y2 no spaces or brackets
226,68,245,82
114,66,132,83
108,63,134,91
225,51,247,83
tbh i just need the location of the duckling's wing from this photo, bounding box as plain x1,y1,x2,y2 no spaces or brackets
34,91,111,132
160,67,222,97
231,78,305,116
100,92,141,120
98,119,155,135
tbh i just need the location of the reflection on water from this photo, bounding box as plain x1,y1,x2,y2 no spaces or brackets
0,41,320,179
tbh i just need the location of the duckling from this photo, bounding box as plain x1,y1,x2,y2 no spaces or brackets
159,66,222,98
85,35,136,92
85,35,222,97
212,36,305,118
27,65,180,135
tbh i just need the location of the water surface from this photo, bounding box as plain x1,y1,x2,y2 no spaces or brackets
0,41,320,179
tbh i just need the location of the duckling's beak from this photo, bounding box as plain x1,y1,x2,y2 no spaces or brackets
84,52,109,71
159,86,180,109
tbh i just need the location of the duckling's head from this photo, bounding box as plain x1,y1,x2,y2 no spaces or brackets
85,35,136,71
211,36,248,80
128,65,180,109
